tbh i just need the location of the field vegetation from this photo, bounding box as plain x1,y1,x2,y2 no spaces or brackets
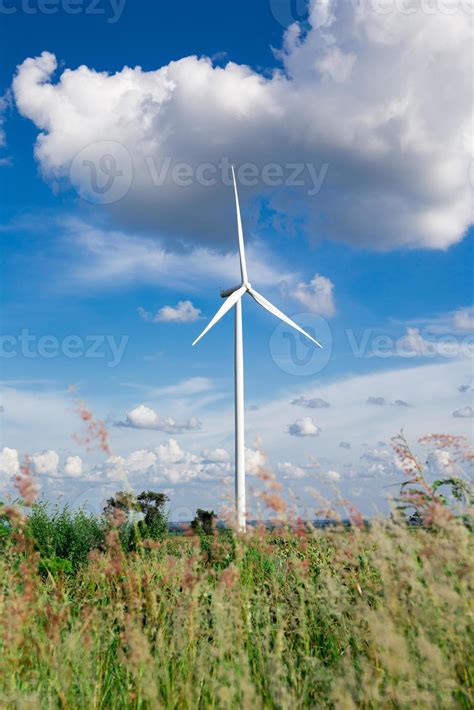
0,433,472,708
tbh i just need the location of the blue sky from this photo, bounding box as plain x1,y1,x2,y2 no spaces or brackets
0,0,472,519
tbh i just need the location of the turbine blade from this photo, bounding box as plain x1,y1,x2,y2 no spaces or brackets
192,285,247,346
231,165,248,284
248,288,323,348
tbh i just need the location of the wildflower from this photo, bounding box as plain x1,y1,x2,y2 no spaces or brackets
14,457,38,507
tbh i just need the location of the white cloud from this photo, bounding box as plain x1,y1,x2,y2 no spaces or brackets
288,416,321,437
397,328,466,358
58,218,293,291
124,449,158,473
360,447,398,478
121,404,202,433
32,450,59,476
452,406,474,419
201,448,230,464
0,447,20,485
407,306,474,336
64,455,83,478
1,359,472,514
453,306,474,332
324,470,341,482
139,300,201,323
153,377,213,398
291,396,330,409
289,274,335,316
277,461,307,479
361,315,474,363
245,448,267,475
13,3,472,251
104,439,231,486
125,405,160,429
426,449,457,478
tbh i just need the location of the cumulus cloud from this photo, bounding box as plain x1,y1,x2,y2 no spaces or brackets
277,461,307,479
360,447,397,478
64,455,83,478
125,449,158,473
139,300,201,323
288,416,320,437
406,306,474,337
201,448,230,464
395,328,466,358
289,274,335,316
453,306,474,332
245,448,266,475
0,447,20,484
393,399,410,407
12,1,472,251
32,450,59,476
452,406,474,419
120,404,202,433
426,449,457,478
291,396,330,409
104,439,231,485
339,441,351,449
1,447,96,490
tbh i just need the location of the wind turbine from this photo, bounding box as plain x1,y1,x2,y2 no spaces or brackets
193,167,322,531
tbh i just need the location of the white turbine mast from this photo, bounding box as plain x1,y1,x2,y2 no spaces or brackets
193,166,322,531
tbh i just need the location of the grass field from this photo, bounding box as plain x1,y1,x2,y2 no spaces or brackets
0,503,472,708
1,430,473,708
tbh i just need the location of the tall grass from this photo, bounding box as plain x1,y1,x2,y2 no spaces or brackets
0,510,472,708
1,430,472,707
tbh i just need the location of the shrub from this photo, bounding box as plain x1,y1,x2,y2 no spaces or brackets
26,501,104,570
190,508,217,536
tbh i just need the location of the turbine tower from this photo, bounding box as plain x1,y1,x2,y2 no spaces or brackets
193,167,322,531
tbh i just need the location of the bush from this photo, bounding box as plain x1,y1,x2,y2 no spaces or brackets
26,501,104,570
190,508,217,536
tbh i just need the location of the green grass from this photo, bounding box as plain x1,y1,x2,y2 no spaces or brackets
0,508,472,708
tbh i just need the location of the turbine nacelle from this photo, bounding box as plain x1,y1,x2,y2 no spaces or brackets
193,165,322,350
220,282,252,298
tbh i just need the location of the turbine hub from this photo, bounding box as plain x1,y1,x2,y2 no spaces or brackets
244,282,251,290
